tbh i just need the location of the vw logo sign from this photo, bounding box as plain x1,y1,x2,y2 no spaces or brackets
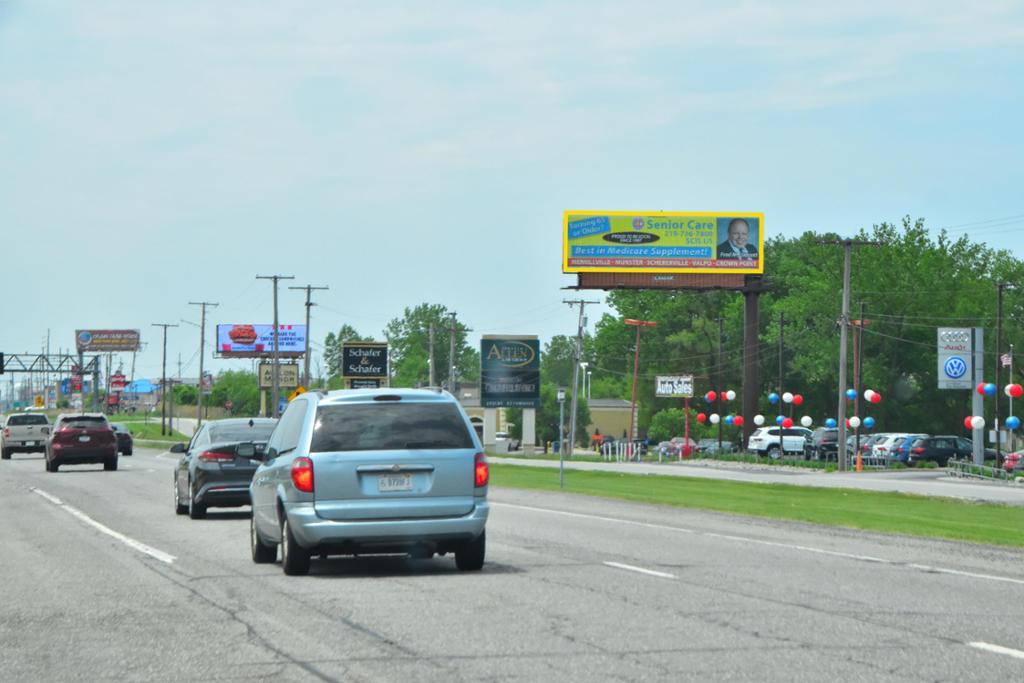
944,356,967,379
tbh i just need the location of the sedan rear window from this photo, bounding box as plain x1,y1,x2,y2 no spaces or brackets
7,414,49,426
209,424,277,443
311,402,475,452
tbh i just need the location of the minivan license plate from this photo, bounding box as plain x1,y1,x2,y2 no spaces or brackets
378,473,412,492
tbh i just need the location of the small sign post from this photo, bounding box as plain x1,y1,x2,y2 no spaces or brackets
557,388,566,488
656,375,694,460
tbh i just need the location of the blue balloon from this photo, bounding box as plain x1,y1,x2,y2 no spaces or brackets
1007,416,1022,430
768,392,779,404
775,415,785,425
863,416,876,429
725,415,734,426
984,383,997,396
845,389,857,401
825,418,837,428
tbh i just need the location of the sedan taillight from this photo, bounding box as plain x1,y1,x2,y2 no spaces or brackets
912,447,925,454
291,457,314,493
2,428,8,438
199,450,234,463
474,452,489,488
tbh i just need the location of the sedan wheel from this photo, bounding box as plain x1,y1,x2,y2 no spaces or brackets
174,478,187,515
188,482,206,519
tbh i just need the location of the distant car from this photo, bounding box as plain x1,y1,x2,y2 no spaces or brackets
172,417,278,519
889,434,929,463
110,423,134,456
45,413,118,472
250,389,488,575
747,426,812,458
870,433,913,458
804,428,839,461
1004,451,1024,473
2,412,51,459
669,436,697,456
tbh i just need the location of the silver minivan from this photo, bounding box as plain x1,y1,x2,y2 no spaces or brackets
249,388,489,575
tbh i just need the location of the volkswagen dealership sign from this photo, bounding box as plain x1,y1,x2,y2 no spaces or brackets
937,327,977,390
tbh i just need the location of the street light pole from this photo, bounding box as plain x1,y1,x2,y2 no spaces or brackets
557,388,566,488
625,319,657,456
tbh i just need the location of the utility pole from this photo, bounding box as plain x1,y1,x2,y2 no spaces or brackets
448,312,458,393
288,284,328,388
151,323,177,435
821,238,881,471
853,301,867,460
717,316,724,450
429,323,436,387
189,301,218,429
565,299,600,458
257,274,295,418
778,312,785,412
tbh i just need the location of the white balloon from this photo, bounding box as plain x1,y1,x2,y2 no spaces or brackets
725,390,736,401
800,415,813,427
709,413,721,424
753,414,765,426
782,392,794,403
971,415,985,430
1006,384,1015,397
849,416,862,429
864,389,875,401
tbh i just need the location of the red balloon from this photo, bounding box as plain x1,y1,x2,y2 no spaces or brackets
845,418,851,428
793,394,804,406
870,393,881,404
733,415,744,427
782,417,793,428
1012,384,1024,399
706,390,717,402
977,383,987,396
697,412,707,424
964,416,974,430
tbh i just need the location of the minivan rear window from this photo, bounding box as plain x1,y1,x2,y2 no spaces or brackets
311,402,475,452
7,414,48,426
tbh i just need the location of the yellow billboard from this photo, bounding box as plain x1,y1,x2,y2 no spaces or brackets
563,211,764,274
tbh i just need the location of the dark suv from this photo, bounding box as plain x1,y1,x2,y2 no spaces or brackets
804,428,839,461
909,435,996,467
46,413,118,472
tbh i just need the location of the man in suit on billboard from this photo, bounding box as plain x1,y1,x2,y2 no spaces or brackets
716,218,758,260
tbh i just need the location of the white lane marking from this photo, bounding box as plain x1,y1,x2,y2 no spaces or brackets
492,502,1024,587
604,561,676,579
968,642,1024,660
30,488,176,564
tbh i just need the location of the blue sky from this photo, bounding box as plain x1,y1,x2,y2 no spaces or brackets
1,1,1022,385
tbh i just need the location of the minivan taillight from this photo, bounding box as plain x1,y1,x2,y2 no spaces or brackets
474,452,489,488
292,457,314,493
912,447,925,455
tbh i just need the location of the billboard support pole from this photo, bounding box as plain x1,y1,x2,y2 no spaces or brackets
257,275,295,418
742,285,761,448
683,397,690,460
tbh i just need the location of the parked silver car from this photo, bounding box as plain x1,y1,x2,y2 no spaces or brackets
249,388,489,575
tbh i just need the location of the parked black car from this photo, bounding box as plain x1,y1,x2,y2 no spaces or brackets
110,423,134,456
172,417,277,519
804,428,839,461
908,435,997,467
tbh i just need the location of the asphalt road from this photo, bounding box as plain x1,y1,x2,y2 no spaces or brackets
3,447,1024,681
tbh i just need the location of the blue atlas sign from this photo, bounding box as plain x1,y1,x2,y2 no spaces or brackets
480,336,540,408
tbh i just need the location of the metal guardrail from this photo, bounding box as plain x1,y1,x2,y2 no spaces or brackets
946,458,1013,481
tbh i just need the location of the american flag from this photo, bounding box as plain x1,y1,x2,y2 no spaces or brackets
1001,352,1013,368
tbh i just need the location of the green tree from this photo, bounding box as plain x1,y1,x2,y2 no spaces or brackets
323,325,374,379
209,370,260,416
173,384,197,406
384,304,477,389
506,385,591,446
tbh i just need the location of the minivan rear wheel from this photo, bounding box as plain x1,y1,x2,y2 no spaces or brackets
281,517,310,575
251,514,277,564
455,530,486,571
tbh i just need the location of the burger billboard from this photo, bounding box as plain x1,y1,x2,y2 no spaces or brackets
216,324,307,358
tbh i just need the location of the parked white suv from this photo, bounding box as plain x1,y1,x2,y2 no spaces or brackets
747,426,812,458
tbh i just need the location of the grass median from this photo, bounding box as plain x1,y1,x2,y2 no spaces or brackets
491,464,1024,548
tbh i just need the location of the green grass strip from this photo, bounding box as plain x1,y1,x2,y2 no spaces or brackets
491,464,1024,548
